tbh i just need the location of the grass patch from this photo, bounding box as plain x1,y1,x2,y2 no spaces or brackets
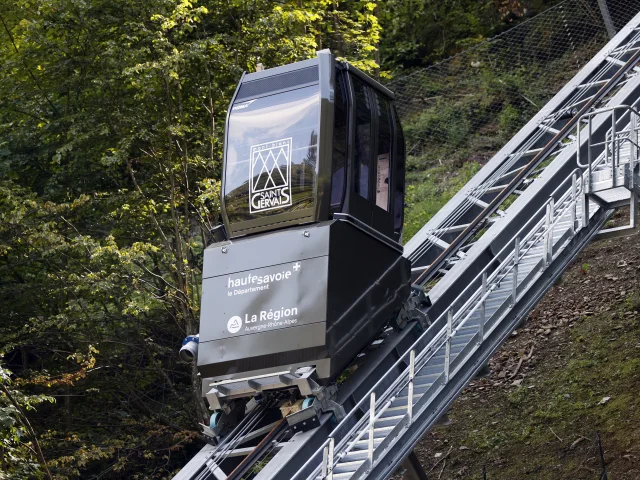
403,160,480,242
408,245,640,479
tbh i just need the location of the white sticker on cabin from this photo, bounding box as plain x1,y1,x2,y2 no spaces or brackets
376,153,390,210
249,138,293,213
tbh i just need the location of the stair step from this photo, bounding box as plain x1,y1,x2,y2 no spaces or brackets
380,405,408,417
398,383,433,396
450,333,475,346
416,364,445,376
350,437,384,450
390,393,423,409
330,472,355,480
341,449,370,463
414,371,441,383
350,425,396,443
334,460,364,474
374,415,404,429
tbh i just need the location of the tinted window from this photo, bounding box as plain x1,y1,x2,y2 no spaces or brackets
352,77,372,200
224,85,319,225
374,93,393,211
393,107,406,234
330,71,348,209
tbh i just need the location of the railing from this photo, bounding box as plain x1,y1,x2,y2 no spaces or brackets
576,104,640,191
405,29,640,269
293,166,587,480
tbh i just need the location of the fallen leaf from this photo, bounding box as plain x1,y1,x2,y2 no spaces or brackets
570,437,586,449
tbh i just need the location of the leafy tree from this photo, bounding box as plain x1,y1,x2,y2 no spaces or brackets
378,0,558,70
0,0,380,477
0,366,54,480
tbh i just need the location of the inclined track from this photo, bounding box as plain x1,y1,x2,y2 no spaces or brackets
174,11,640,480
412,44,640,287
406,18,640,289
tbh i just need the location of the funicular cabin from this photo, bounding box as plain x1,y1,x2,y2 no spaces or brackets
195,50,411,412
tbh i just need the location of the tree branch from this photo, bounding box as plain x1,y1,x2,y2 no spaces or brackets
0,383,53,479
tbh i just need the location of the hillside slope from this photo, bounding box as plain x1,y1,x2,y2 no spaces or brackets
399,220,640,479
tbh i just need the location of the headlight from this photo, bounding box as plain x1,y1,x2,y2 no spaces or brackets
179,334,199,363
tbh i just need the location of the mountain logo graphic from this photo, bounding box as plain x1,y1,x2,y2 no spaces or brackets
227,316,242,334
249,138,293,213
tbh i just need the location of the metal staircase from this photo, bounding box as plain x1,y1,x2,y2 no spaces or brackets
404,15,640,293
290,13,640,480
578,104,640,238
294,171,606,480
175,10,640,480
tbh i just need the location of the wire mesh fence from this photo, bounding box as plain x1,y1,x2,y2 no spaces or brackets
390,0,640,164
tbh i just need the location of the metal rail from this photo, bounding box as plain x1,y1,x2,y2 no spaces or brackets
226,419,288,480
296,165,587,479
405,16,640,286
413,45,640,287
175,10,640,480
294,67,640,480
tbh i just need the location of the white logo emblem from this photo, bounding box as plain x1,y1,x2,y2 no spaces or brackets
227,315,242,334
249,138,293,213
231,99,256,111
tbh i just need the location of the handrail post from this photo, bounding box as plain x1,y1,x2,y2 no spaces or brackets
631,111,638,188
571,173,577,234
511,237,520,307
367,393,375,472
547,198,554,264
577,119,581,167
328,437,334,480
582,187,589,229
612,110,617,187
407,350,415,426
322,443,329,478
477,272,486,346
444,309,452,383
592,117,596,193
543,202,551,268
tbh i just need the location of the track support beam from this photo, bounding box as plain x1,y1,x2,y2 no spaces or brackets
401,451,429,480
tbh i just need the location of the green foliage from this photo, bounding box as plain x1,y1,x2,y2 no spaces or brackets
403,161,480,242
0,367,55,479
404,100,474,151
0,0,380,478
498,104,522,139
379,0,557,70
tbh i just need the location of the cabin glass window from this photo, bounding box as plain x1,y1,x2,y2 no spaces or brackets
330,71,348,209
352,77,372,200
374,93,393,211
223,85,319,225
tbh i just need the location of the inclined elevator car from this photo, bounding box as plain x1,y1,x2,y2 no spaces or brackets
182,50,421,433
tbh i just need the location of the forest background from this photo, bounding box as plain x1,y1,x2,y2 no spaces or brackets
0,1,560,478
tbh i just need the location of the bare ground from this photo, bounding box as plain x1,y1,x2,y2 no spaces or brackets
396,225,640,479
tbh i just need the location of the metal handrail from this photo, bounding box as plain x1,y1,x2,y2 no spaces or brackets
577,104,640,169
295,166,587,480
299,87,640,480
301,100,640,479
297,32,640,480
406,29,640,266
